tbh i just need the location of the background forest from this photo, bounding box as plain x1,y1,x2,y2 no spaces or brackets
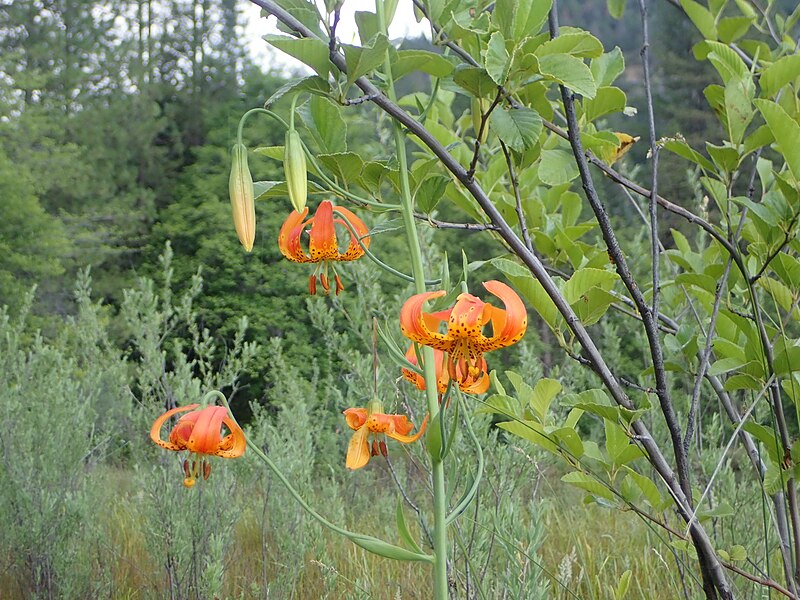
2,0,798,598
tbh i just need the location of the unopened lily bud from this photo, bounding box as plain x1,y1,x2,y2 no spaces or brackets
284,129,307,213
228,143,256,252
471,97,489,144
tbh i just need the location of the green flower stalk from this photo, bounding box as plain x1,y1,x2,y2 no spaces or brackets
229,143,256,252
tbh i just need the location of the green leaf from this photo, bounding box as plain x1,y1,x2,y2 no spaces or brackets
755,99,800,182
537,54,597,98
395,500,423,554
264,75,330,108
583,86,627,122
316,152,363,183
489,107,543,152
347,533,432,562
301,95,347,154
623,467,664,509
342,33,390,87
476,394,521,418
535,32,604,59
662,138,715,171
485,32,511,85
717,16,753,43
615,570,633,600
562,267,618,304
760,55,800,98
530,378,562,422
392,49,454,80
561,471,615,501
416,175,451,213
539,149,580,185
263,35,331,78
492,258,563,334
452,65,497,98
253,180,325,200
354,10,379,45
724,77,755,145
604,419,629,463
493,0,552,41
680,0,717,39
498,419,559,454
706,41,749,84
608,0,626,19
591,47,625,87
774,344,800,377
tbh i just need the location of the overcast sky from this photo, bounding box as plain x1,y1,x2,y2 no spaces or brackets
244,1,429,72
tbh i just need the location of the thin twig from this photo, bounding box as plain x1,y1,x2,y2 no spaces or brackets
500,141,533,253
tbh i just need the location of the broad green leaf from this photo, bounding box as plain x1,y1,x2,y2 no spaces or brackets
392,49,454,80
535,32,604,59
623,467,664,509
591,47,625,87
485,32,511,85
263,35,331,78
476,394,521,418
583,86,626,122
724,76,755,145
705,142,740,173
774,344,800,377
416,175,451,213
759,277,795,313
537,54,597,98
530,378,562,422
680,0,717,39
354,10,379,44
562,267,618,304
539,149,580,185
743,422,781,463
706,41,750,84
492,258,563,334
662,138,715,171
264,75,330,108
604,419,629,464
717,16,753,43
708,356,749,376
561,471,615,501
729,545,747,562
489,107,543,151
755,99,800,182
342,34,390,87
552,427,584,458
452,65,497,98
760,55,800,98
608,0,626,19
493,0,552,41
317,152,363,183
498,419,559,454
302,95,347,154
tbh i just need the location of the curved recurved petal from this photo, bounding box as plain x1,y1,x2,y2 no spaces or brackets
217,415,247,458
308,201,338,262
150,404,200,451
343,407,368,430
278,208,311,262
346,425,371,470
481,280,527,350
333,205,370,261
187,406,227,455
448,293,492,339
399,291,452,350
385,414,428,444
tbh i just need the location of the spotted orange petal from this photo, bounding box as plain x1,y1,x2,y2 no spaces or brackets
385,413,428,444
308,200,337,262
400,290,453,351
333,205,370,261
343,407,368,430
278,208,311,262
150,404,200,451
480,280,527,351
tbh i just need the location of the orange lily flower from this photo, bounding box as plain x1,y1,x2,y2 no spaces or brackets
150,403,246,487
278,200,370,295
343,400,427,470
400,280,527,394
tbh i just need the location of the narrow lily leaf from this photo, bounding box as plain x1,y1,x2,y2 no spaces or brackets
395,500,423,554
347,533,432,562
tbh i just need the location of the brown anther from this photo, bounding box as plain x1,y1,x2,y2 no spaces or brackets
334,273,344,295
371,439,380,456
203,460,212,481
379,440,388,457
309,274,317,295
183,459,191,479
320,273,330,294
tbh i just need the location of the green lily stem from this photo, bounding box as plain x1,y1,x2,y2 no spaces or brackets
376,0,449,598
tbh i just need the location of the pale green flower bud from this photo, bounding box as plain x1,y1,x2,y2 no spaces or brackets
284,129,307,213
229,143,255,252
